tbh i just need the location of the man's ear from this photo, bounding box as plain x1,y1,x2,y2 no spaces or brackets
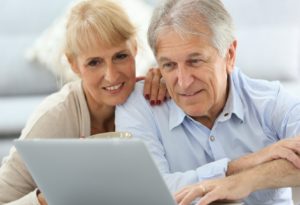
226,40,237,74
67,55,80,75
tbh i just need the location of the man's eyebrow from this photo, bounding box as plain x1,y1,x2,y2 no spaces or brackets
188,52,205,58
158,57,171,63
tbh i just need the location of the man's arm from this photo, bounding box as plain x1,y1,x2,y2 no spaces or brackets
227,136,300,176
175,159,300,205
249,159,300,190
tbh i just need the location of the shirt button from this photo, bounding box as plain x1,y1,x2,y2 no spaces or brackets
209,136,215,142
224,113,229,117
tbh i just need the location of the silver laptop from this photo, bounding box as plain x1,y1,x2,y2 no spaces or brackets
14,135,243,205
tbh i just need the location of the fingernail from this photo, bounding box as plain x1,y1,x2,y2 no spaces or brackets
156,100,161,105
164,96,168,101
150,100,155,106
145,94,150,100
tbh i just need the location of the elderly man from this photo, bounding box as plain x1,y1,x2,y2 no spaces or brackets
116,0,300,204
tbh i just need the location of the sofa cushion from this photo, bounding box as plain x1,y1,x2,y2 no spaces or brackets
0,95,47,134
0,0,74,34
222,0,300,83
0,0,77,96
235,27,300,81
0,35,58,96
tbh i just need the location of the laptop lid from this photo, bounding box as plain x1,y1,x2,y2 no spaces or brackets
14,137,177,205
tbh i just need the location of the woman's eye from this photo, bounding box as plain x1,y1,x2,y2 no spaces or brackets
88,59,101,67
115,53,128,61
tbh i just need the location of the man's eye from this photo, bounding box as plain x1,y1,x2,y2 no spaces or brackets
162,62,176,70
188,59,203,66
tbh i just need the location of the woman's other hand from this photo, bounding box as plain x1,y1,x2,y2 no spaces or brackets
37,191,48,205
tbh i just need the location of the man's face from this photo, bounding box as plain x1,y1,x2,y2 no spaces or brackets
156,29,236,124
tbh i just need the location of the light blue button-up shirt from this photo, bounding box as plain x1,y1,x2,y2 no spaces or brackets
116,67,300,205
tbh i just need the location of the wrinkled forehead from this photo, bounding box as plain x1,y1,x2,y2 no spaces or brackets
155,27,212,58
155,25,212,55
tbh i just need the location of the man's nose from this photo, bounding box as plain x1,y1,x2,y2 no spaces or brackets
177,66,194,89
104,63,119,83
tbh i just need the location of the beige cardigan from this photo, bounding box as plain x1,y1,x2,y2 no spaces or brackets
0,81,91,205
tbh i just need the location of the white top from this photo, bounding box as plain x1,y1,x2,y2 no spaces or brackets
0,80,91,205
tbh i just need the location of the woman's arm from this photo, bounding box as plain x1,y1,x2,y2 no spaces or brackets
0,149,40,205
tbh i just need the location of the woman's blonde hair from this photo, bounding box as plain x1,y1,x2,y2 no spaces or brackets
65,0,136,59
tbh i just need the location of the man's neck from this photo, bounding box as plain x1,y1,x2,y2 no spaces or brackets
193,76,230,129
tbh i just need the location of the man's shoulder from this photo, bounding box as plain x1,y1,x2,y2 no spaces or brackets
118,81,176,115
233,67,281,98
122,81,146,105
233,67,300,117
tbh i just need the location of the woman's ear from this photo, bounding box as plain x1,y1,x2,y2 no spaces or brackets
66,55,80,75
133,44,138,57
129,38,138,57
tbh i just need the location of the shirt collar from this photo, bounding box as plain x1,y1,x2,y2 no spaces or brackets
219,72,244,123
168,69,244,130
169,101,186,130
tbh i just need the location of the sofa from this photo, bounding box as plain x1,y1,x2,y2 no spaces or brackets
0,0,75,136
0,0,80,167
223,0,300,98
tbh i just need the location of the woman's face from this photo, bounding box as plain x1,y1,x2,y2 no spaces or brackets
70,40,136,107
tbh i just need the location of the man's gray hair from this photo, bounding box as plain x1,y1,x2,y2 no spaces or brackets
147,0,235,57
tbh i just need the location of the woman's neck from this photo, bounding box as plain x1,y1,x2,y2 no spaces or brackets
89,104,115,135
83,88,116,135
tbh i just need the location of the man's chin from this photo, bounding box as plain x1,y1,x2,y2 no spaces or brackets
181,106,206,118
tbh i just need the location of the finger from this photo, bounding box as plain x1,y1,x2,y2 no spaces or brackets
175,189,190,203
175,185,197,202
180,186,206,205
283,149,300,169
174,185,193,198
282,141,300,155
136,76,145,82
150,69,161,105
275,147,300,169
143,68,153,100
38,192,48,205
198,190,222,205
166,89,171,99
156,80,167,105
